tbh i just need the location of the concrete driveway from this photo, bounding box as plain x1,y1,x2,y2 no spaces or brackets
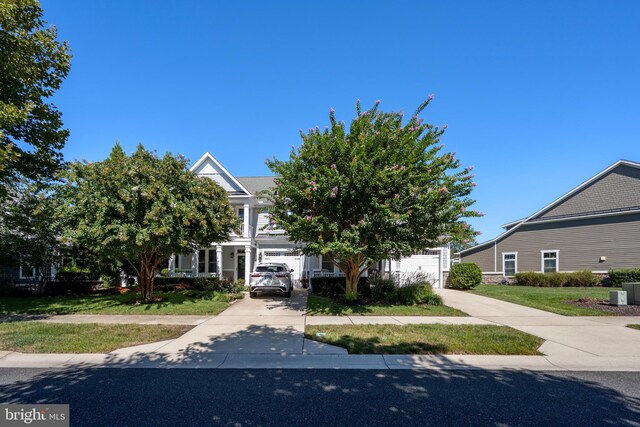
113,289,346,361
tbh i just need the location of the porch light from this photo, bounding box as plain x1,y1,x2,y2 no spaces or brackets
230,252,234,259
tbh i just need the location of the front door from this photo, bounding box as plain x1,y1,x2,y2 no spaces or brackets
236,250,246,281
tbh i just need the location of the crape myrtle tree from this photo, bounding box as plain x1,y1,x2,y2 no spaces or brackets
0,180,62,291
0,0,72,198
267,97,482,300
61,144,240,301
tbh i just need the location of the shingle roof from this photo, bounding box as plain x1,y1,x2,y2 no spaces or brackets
236,176,276,195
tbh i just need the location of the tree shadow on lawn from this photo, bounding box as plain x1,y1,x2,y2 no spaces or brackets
1,364,639,426
312,334,449,354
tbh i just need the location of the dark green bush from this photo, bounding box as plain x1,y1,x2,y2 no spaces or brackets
514,272,545,287
396,283,442,306
55,266,92,282
370,276,397,302
310,277,346,296
449,263,482,290
44,280,102,295
154,276,243,293
514,271,601,287
564,270,601,287
608,269,640,287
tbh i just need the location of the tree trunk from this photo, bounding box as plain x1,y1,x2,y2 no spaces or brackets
344,258,362,301
139,256,156,301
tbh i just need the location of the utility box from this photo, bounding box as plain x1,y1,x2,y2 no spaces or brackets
622,283,640,305
610,291,627,306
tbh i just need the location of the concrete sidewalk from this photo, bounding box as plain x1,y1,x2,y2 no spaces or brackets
436,289,640,368
2,288,640,371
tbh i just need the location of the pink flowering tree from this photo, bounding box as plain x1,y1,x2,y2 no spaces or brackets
267,98,481,300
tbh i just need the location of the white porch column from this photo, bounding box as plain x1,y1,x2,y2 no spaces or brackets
216,245,223,279
244,244,252,285
191,251,198,276
243,203,250,237
168,254,176,277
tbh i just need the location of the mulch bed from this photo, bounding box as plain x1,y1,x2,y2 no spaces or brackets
565,298,640,315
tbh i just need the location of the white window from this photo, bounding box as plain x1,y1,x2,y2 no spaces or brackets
198,249,217,274
502,253,517,277
237,208,245,221
541,250,559,273
321,256,335,272
19,266,36,279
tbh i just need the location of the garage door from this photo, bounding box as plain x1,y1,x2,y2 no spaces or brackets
398,250,441,288
260,250,303,282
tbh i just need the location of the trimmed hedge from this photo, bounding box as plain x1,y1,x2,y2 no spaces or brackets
44,280,103,295
449,263,482,290
154,276,244,293
608,269,640,287
514,271,601,287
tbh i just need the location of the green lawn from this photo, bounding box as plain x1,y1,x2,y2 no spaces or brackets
470,285,619,316
0,322,192,353
306,324,543,355
0,291,242,316
628,325,640,331
307,295,468,316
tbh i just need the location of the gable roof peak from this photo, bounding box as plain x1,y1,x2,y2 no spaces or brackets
190,152,251,196
460,158,640,254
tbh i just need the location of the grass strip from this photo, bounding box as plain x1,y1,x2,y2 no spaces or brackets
306,324,543,355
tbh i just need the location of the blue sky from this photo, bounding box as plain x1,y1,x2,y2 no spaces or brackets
42,0,640,240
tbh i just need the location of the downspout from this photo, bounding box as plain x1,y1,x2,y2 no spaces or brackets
494,241,497,272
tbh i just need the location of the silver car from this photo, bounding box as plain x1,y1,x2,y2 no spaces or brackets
249,263,294,298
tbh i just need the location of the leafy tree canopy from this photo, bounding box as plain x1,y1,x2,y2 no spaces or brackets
0,179,62,289
60,143,240,300
267,98,481,299
0,0,72,198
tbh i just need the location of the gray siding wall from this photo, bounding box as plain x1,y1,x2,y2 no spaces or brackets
537,165,640,220
462,213,640,273
459,244,496,272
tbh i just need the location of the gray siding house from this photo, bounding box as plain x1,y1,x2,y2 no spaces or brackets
459,160,640,282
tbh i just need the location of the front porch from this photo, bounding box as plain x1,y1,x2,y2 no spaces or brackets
169,244,257,283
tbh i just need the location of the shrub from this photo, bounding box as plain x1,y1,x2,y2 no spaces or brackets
449,263,482,290
310,277,346,296
43,280,102,295
55,266,92,282
396,283,442,306
608,269,640,287
154,276,242,293
514,272,545,287
515,271,601,287
564,270,601,287
370,276,397,302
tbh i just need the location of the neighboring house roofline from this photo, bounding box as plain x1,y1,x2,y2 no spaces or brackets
190,152,252,196
459,159,640,255
500,218,525,229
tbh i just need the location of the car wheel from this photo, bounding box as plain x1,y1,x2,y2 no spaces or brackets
250,291,257,298
284,288,292,298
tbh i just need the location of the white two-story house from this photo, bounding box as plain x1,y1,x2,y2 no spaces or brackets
168,152,451,288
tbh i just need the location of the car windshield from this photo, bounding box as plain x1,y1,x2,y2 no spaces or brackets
256,265,285,273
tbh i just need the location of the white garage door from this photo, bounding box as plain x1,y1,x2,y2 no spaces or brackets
260,250,303,282
398,250,442,288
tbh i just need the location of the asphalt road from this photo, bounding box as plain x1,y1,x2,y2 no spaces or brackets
1,368,639,426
